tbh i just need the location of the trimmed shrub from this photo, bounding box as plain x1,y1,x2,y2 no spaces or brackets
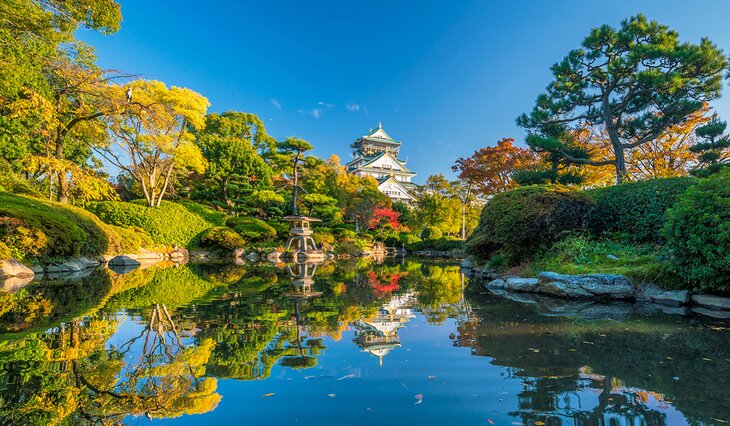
89,200,214,247
200,226,246,252
313,228,335,247
466,185,595,263
420,226,442,240
588,177,696,244
663,172,730,292
0,192,124,262
332,227,357,240
178,201,227,225
408,237,464,252
399,232,422,246
111,225,155,254
225,217,277,243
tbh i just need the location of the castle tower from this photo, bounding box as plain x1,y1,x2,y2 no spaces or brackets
346,123,418,204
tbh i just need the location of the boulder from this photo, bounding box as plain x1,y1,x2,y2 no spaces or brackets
108,255,141,268
47,262,82,273
636,285,690,306
537,272,634,299
169,247,188,260
190,250,212,258
245,252,260,262
137,248,163,261
78,257,100,268
692,306,730,319
0,259,35,278
460,258,474,270
485,278,507,289
537,299,633,321
691,294,730,311
2,275,34,292
505,277,539,292
232,248,246,258
266,251,281,262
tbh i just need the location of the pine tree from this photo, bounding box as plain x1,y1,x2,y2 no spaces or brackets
690,115,730,177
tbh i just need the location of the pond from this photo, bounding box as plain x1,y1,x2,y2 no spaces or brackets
0,259,728,425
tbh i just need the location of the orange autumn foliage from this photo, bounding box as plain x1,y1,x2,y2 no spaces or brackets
453,138,537,197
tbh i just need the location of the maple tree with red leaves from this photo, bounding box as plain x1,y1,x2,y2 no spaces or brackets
368,271,402,295
368,207,403,230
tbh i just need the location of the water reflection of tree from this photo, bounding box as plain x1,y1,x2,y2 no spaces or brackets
455,290,730,425
75,303,221,422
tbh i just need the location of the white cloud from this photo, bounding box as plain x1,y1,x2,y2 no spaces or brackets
298,108,322,119
345,103,360,112
270,99,282,110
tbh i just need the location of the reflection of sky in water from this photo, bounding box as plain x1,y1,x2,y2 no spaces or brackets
106,310,689,426
5,262,728,425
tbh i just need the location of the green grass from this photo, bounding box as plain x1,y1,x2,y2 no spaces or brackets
89,200,219,248
528,235,679,287
0,192,126,263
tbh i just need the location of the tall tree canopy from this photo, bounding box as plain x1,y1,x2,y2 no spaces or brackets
452,138,535,198
0,0,122,201
690,114,730,176
517,14,728,184
193,112,274,210
98,80,209,207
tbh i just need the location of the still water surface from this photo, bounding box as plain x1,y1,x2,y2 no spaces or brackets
1,259,728,425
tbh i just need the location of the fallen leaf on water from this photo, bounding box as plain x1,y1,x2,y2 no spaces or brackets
711,417,727,423
666,356,673,360
527,347,540,353
327,394,336,398
262,393,275,398
415,394,423,405
304,375,316,379
511,423,524,425
702,358,713,361
337,373,357,381
487,418,495,424
535,422,546,425
427,375,436,380
582,341,594,345
499,391,509,395
569,348,577,352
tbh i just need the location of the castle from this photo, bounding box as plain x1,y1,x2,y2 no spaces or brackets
346,123,417,204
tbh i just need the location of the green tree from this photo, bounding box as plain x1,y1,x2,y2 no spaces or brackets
690,115,730,177
518,15,728,184
97,80,209,207
277,137,313,216
193,112,274,210
0,0,122,200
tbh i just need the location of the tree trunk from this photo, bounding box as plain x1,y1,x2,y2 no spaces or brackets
292,159,299,216
222,177,234,208
461,202,466,240
614,144,627,184
55,138,69,203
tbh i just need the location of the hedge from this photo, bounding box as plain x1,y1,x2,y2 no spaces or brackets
466,185,595,263
200,227,246,252
89,200,215,247
225,217,277,243
0,192,124,263
420,226,442,240
664,172,730,292
587,177,696,244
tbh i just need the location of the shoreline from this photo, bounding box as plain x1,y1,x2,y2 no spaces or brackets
461,259,730,319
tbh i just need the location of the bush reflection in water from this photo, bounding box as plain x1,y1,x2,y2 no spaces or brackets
0,259,728,425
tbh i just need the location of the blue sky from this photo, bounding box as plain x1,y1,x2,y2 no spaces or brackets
80,1,730,183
